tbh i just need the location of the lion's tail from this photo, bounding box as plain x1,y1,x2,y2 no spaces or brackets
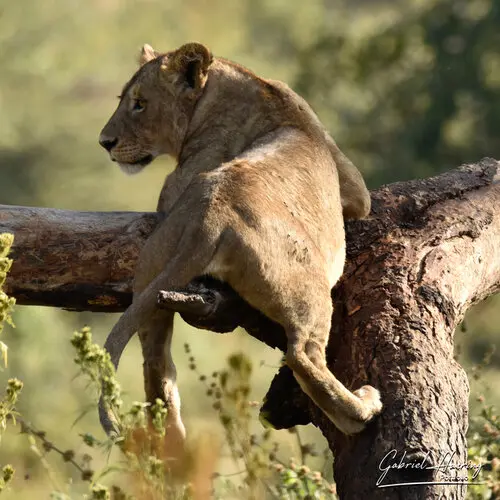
98,304,140,436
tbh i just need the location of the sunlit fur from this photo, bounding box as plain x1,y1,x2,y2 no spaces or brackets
98,42,380,447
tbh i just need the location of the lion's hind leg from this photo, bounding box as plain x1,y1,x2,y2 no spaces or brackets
229,266,382,435
284,290,383,434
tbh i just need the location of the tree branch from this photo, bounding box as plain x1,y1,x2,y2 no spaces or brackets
1,158,499,499
0,206,158,311
317,158,500,499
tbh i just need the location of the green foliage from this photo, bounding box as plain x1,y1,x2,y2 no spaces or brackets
70,327,184,499
1,329,337,499
0,234,15,343
295,0,500,187
467,400,500,498
466,351,500,499
0,234,20,495
71,327,123,435
0,465,15,494
2,324,338,499
0,234,21,437
186,345,336,498
0,379,23,439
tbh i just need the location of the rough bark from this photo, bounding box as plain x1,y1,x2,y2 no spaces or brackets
317,158,500,499
0,206,158,311
2,158,500,499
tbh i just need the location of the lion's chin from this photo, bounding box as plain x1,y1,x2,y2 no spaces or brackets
118,163,147,175
117,154,154,175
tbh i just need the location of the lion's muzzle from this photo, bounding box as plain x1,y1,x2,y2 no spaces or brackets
99,134,118,152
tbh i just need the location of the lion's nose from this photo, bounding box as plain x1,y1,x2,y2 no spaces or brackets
99,135,118,152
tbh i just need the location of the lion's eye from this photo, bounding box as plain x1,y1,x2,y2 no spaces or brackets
132,99,146,112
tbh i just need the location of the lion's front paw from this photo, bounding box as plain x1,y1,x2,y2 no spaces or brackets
353,384,383,421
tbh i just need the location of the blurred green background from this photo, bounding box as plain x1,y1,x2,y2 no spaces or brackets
0,0,499,497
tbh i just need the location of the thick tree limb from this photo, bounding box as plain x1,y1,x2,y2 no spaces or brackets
0,207,158,311
319,159,500,499
1,158,499,499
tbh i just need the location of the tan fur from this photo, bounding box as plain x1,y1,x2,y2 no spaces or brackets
98,42,381,443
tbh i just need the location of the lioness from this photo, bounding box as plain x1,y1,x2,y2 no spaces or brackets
98,42,382,444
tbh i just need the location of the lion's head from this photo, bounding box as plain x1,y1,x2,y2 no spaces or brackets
99,42,213,174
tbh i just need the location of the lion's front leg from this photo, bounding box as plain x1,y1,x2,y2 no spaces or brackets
137,308,186,453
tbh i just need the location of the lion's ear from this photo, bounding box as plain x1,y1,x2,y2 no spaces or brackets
138,44,159,66
167,42,213,90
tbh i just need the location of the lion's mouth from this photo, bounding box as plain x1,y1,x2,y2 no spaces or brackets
130,154,154,166
112,154,154,166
